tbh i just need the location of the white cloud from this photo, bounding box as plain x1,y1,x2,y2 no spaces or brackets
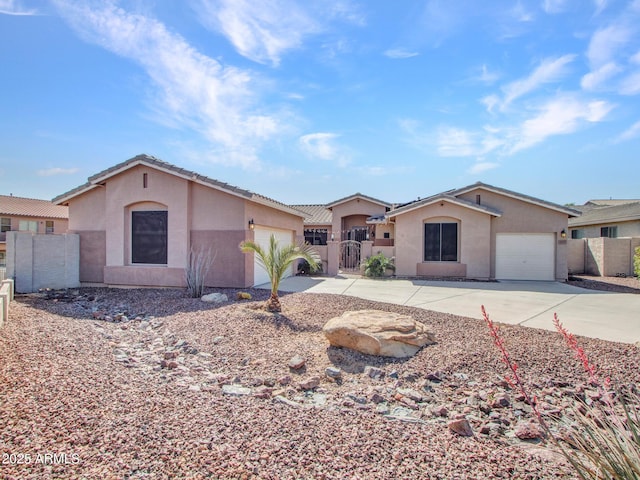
37,167,79,177
481,94,500,114
436,127,492,157
55,1,284,169
467,161,499,174
299,132,351,166
581,62,621,91
0,0,36,15
619,70,640,95
194,0,363,66
500,55,576,108
586,24,633,68
543,0,568,14
194,0,318,66
383,48,419,59
593,0,609,16
616,119,640,142
511,96,613,152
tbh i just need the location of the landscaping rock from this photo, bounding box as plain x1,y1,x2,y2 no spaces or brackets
201,293,228,303
288,355,306,370
448,418,474,437
222,384,252,396
322,310,436,358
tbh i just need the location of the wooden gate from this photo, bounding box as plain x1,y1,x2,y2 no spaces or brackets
339,240,361,272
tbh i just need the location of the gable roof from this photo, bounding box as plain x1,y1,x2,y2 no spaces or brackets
290,204,332,225
0,195,68,219
325,192,391,209
388,193,503,218
451,182,581,217
584,199,640,207
569,202,640,227
52,154,304,217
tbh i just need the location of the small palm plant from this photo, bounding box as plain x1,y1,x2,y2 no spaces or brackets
240,234,321,312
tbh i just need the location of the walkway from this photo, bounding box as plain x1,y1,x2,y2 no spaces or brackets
268,276,640,344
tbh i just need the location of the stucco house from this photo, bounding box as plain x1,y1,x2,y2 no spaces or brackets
296,183,579,282
569,200,640,239
52,155,580,287
52,155,306,288
0,195,69,268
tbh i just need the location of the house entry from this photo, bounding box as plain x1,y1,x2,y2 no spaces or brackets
339,240,361,272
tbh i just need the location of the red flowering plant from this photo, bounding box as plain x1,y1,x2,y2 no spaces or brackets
482,305,640,480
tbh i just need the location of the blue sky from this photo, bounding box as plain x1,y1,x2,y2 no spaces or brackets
1,0,639,206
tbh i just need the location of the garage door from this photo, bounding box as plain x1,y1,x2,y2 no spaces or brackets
495,233,555,281
253,226,294,286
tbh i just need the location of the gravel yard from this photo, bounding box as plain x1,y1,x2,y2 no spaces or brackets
1,280,639,479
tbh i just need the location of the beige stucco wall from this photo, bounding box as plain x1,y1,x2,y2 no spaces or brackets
393,202,492,278
570,220,640,239
62,163,305,288
330,198,386,240
458,188,569,280
567,239,585,274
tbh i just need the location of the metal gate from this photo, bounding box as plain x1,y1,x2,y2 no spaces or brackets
339,240,361,272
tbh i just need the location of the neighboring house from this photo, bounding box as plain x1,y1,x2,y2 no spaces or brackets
569,200,640,239
299,183,578,281
52,154,306,288
0,195,69,267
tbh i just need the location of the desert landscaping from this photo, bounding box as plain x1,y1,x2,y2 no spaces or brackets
1,279,639,479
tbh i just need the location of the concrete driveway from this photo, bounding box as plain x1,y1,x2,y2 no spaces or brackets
268,276,640,345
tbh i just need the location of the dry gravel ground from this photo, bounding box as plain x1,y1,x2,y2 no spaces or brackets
1,278,639,479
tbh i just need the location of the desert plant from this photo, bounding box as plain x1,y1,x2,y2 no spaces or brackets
240,235,320,312
185,245,216,298
482,305,640,480
362,252,395,277
634,246,640,279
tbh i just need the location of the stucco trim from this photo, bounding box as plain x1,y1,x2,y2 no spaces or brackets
53,154,305,219
326,193,391,209
452,182,581,217
388,195,502,219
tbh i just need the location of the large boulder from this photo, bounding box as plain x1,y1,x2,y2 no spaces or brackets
322,310,436,358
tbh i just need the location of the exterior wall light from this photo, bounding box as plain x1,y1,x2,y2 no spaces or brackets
248,219,255,230
560,229,566,239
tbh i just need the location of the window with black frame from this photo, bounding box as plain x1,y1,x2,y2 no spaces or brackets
304,228,328,245
424,222,458,262
131,211,168,264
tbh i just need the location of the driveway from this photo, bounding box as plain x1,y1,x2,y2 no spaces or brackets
270,276,640,345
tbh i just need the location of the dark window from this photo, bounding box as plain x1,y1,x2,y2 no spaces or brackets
132,211,167,264
45,220,54,234
143,173,148,188
571,229,583,239
476,194,481,205
424,223,458,262
304,228,328,246
0,217,10,232
383,232,390,239
600,226,617,238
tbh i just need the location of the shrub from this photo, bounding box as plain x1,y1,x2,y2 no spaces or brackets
482,306,640,480
185,246,216,298
363,252,395,277
634,246,640,279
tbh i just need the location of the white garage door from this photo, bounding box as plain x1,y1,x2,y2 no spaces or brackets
495,233,555,281
253,226,295,286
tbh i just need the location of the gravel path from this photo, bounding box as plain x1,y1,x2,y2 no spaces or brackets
1,283,639,479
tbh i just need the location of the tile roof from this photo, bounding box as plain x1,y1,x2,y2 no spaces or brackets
569,202,640,227
585,199,640,207
449,182,581,217
388,193,503,218
290,204,333,224
325,192,391,209
53,154,304,218
0,194,68,219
